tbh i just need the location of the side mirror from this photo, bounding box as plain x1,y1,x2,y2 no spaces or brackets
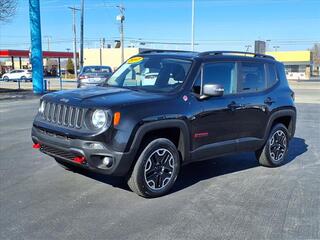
202,84,224,97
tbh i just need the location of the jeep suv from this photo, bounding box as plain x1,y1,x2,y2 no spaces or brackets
31,51,296,198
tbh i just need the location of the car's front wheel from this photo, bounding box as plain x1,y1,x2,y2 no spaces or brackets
127,138,180,198
256,123,289,167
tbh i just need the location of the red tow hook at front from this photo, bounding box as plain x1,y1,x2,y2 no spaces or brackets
73,156,86,164
32,143,41,149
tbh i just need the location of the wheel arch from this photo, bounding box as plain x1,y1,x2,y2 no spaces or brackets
264,108,296,141
127,119,191,163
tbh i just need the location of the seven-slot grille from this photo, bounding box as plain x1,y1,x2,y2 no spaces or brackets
41,101,84,128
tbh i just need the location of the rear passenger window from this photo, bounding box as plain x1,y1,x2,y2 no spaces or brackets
267,64,278,87
239,62,266,93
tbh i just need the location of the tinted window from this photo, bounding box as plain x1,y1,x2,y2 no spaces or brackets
106,57,192,93
267,63,278,87
193,62,237,95
239,62,266,93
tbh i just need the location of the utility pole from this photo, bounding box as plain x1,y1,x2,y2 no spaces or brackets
245,45,252,52
116,5,125,63
68,6,80,82
191,0,195,51
273,46,280,52
80,0,84,70
43,35,51,70
44,35,51,51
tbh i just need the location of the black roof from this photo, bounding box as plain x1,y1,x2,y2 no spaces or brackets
139,50,276,62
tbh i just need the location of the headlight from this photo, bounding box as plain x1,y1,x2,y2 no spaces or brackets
39,101,45,113
91,110,110,129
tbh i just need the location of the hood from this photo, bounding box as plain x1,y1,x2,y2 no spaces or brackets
43,86,169,109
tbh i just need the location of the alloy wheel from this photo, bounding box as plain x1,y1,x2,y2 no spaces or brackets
269,130,287,162
144,148,175,190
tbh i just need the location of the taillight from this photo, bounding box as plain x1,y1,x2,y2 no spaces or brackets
79,75,87,80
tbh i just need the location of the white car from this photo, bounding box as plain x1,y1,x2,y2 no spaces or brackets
2,69,32,82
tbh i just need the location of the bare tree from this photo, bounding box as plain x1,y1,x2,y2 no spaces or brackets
311,43,320,65
0,0,17,22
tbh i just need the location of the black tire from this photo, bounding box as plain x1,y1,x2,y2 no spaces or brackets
20,76,26,82
256,123,289,167
3,76,9,81
127,138,180,198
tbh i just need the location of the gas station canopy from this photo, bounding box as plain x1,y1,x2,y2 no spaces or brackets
0,49,77,59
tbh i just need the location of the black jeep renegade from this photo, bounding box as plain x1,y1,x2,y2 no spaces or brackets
32,50,296,197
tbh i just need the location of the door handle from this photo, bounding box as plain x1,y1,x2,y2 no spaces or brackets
264,97,275,105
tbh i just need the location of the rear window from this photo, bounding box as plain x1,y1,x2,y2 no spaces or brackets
83,66,111,73
267,64,278,87
238,62,266,93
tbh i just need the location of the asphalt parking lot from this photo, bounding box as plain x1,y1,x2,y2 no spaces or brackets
0,84,319,240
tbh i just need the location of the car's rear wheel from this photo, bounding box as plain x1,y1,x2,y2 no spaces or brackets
127,138,180,198
256,123,289,167
20,76,27,82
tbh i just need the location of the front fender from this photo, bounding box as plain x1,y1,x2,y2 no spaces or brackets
126,119,191,162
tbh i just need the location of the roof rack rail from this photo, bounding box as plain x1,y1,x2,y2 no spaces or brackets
140,49,196,54
198,51,275,60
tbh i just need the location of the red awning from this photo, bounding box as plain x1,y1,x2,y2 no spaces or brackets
0,49,78,58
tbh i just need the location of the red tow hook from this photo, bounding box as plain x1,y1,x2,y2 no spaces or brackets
73,156,86,164
33,143,41,149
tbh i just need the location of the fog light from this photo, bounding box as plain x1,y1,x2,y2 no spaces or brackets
102,157,113,168
86,142,105,149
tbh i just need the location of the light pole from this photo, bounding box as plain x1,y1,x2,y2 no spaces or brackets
116,5,125,63
191,0,195,51
68,6,80,81
80,0,84,70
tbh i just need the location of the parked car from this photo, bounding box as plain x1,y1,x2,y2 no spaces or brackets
2,69,32,82
32,50,296,198
78,65,112,88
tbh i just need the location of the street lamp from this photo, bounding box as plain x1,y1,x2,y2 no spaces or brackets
191,0,195,51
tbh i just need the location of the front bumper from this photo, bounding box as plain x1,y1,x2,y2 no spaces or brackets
31,126,134,176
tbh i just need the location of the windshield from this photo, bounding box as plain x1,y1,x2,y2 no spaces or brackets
105,56,192,93
83,66,111,73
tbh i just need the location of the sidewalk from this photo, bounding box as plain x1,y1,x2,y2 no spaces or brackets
0,89,43,101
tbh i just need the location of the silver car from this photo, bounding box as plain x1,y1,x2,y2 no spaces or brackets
78,66,112,88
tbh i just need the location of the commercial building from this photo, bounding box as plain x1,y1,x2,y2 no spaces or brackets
83,48,145,70
266,50,314,80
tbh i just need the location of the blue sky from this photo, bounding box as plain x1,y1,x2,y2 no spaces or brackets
0,0,319,52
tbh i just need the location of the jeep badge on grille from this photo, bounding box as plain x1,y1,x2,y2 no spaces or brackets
60,98,69,103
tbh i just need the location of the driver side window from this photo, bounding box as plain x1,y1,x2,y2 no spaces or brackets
193,62,237,95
